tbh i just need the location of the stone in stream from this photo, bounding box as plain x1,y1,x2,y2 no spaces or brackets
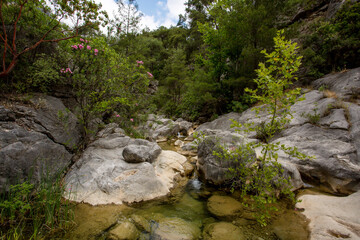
108,221,140,240
64,131,188,205
202,222,245,240
130,214,151,233
207,195,243,219
296,191,360,240
152,217,201,240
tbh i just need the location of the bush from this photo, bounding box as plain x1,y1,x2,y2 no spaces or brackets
0,172,73,239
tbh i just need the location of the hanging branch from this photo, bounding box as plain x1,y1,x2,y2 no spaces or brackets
0,0,103,78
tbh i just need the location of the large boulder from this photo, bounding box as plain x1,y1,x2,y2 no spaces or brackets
296,191,360,240
197,131,256,185
0,95,81,191
64,133,188,205
122,141,162,163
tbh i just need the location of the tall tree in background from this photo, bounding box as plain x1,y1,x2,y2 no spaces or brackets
111,0,143,56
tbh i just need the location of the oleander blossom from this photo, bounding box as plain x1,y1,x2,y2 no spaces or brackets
71,45,78,49
94,49,99,55
147,72,153,78
78,44,84,50
87,45,91,50
136,60,144,65
130,118,134,122
80,38,84,42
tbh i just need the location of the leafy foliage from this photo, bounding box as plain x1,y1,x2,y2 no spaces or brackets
223,31,311,226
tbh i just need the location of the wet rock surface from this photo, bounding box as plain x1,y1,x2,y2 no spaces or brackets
203,222,245,240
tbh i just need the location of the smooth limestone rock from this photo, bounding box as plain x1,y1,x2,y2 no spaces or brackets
130,214,151,233
296,191,360,240
203,222,245,240
64,133,188,205
207,195,243,219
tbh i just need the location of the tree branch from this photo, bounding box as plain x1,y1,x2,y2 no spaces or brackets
13,0,28,53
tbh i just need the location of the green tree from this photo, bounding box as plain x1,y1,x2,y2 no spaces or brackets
224,31,311,226
0,0,106,78
60,36,149,141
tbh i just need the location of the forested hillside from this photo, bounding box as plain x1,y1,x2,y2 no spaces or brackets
1,0,359,124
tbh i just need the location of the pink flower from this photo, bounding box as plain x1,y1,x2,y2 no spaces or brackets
71,45,78,49
78,44,84,50
130,118,134,122
87,45,91,50
147,72,153,78
116,114,120,117
135,103,138,106
85,40,89,43
136,60,144,65
94,49,99,55
65,68,73,74
80,38,84,42
60,68,65,73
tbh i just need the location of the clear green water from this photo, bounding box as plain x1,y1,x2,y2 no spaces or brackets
65,141,310,240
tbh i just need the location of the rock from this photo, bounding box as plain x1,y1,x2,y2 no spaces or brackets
153,217,201,240
278,159,304,191
296,191,360,240
139,115,193,141
272,212,309,240
289,90,336,126
348,103,360,163
0,122,72,190
276,123,360,194
64,135,187,205
203,222,245,240
183,161,195,176
207,195,243,219
319,108,349,130
29,95,81,149
123,142,162,163
97,123,125,138
197,131,256,185
108,221,139,240
181,142,197,152
131,214,151,233
312,67,360,100
0,94,81,191
196,112,242,133
174,140,184,148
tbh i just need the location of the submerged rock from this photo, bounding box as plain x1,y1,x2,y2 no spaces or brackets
207,195,243,219
296,191,360,240
152,217,201,240
203,222,244,240
108,221,139,240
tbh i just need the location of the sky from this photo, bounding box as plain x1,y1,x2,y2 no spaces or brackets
95,0,187,30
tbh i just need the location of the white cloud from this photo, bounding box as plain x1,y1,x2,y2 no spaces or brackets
95,0,187,31
166,0,186,20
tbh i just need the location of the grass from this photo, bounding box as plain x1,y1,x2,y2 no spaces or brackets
0,171,74,240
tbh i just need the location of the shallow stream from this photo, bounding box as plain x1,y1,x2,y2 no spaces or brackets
65,140,310,240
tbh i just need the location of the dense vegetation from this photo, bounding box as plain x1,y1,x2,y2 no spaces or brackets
1,0,359,237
